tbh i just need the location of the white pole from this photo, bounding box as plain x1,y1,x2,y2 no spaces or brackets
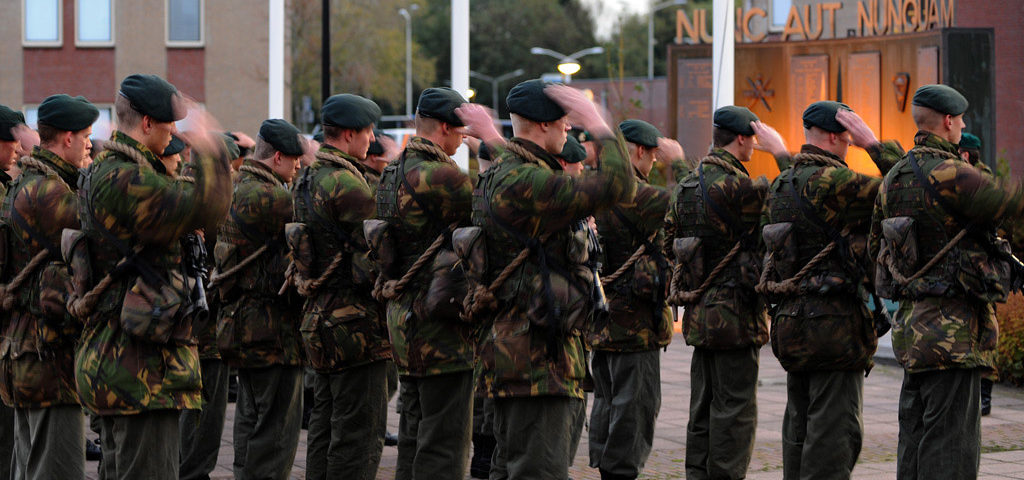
711,0,734,109
451,0,470,171
268,0,285,118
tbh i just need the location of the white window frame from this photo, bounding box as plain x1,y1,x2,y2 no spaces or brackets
23,104,114,135
75,0,116,47
22,0,63,47
768,0,792,33
165,0,204,47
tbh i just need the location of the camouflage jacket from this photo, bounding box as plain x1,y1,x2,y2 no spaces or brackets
0,147,81,408
870,132,1024,373
761,141,903,372
215,160,303,368
293,144,391,373
664,148,769,350
474,136,636,399
378,137,474,377
591,165,672,352
74,131,232,415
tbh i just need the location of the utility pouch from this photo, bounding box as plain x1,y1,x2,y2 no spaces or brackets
959,236,1012,303
363,219,397,277
762,222,797,279
672,237,704,291
351,251,376,288
61,229,92,302
120,272,191,344
285,223,314,281
881,217,919,275
527,266,593,333
36,260,74,347
415,249,468,322
452,226,487,284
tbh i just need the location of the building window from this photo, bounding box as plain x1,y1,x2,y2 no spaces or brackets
770,0,792,31
77,0,114,46
167,0,203,46
24,105,113,137
23,0,62,46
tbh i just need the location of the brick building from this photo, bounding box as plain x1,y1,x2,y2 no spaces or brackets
0,0,285,138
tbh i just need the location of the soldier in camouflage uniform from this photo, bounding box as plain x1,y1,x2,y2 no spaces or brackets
375,87,480,479
72,74,233,480
0,105,25,479
294,94,392,480
215,119,306,480
473,80,636,479
588,119,672,480
171,133,235,480
759,101,904,479
0,94,98,479
870,85,1024,480
663,106,776,480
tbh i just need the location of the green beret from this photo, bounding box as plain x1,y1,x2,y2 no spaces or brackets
161,135,186,156
259,118,303,156
321,94,381,129
802,101,852,133
959,132,981,151
712,106,758,136
417,87,467,126
312,131,324,143
118,74,183,123
37,94,100,132
220,133,240,160
619,119,663,148
558,136,586,164
506,79,565,123
912,84,968,116
0,105,24,142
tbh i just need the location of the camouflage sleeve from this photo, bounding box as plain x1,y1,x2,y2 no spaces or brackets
868,192,885,260
818,166,882,229
866,140,905,176
323,170,376,225
119,151,232,246
20,177,80,245
937,160,1024,226
774,153,793,171
234,183,293,238
416,162,473,225
633,183,670,233
662,185,681,260
671,157,691,184
504,136,637,232
741,176,770,247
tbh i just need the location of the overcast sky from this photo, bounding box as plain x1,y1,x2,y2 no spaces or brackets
584,0,648,40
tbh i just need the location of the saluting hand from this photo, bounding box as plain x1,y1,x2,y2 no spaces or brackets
835,109,879,149
544,84,612,138
656,137,685,164
751,121,788,157
455,104,504,146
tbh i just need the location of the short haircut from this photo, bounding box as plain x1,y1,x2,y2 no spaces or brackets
115,94,143,131
252,136,276,162
712,126,738,148
911,105,944,130
414,115,443,135
37,123,62,146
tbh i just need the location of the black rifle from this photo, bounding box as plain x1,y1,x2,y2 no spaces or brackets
580,219,609,322
181,232,210,322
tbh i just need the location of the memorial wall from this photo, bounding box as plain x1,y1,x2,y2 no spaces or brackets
668,27,993,179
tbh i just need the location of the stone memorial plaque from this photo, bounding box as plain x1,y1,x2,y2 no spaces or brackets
847,52,881,135
676,57,713,157
917,46,939,86
789,55,829,138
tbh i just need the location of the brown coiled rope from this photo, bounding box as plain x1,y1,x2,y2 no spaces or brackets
668,241,743,305
373,223,458,302
880,229,967,287
0,250,50,311
601,232,659,286
315,151,369,189
755,241,838,296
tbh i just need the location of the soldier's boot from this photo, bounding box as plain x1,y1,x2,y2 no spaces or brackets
469,433,495,479
598,470,635,480
981,378,993,416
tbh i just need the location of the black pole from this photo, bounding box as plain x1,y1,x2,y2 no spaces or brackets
321,0,330,104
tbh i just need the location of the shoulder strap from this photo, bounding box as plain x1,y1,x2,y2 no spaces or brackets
908,151,974,230
698,163,749,241
398,152,445,228
785,169,845,247
299,173,357,250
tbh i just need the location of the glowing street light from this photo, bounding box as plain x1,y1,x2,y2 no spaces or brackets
530,46,604,83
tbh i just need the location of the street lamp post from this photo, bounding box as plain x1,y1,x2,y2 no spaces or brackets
469,69,525,113
530,46,604,84
648,0,687,80
398,4,419,119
